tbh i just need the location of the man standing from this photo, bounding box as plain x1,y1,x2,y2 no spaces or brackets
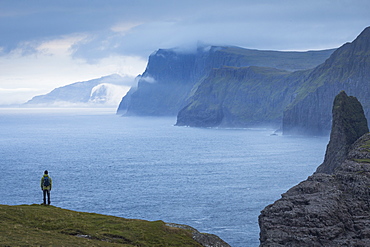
40,170,52,205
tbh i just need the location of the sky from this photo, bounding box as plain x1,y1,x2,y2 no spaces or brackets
0,0,370,105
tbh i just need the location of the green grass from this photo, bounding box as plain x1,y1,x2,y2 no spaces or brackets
353,159,370,163
0,204,202,246
360,139,370,152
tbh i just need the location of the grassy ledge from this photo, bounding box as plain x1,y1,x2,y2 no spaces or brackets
353,158,370,163
0,204,223,246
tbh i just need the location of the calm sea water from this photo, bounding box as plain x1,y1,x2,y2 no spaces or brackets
0,108,328,246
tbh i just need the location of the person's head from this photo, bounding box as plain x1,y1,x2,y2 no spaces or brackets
44,170,48,175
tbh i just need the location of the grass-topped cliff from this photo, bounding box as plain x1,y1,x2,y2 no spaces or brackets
283,26,370,135
176,66,308,128
177,26,370,132
216,46,335,71
0,204,228,246
117,45,334,117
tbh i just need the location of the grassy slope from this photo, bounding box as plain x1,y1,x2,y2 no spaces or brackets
0,204,202,247
220,46,335,71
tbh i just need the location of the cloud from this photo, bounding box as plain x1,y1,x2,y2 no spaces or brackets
140,75,156,84
55,0,370,63
0,35,147,104
2,0,370,57
1,0,370,105
89,83,130,106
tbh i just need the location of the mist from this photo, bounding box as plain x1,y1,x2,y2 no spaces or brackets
1,0,370,105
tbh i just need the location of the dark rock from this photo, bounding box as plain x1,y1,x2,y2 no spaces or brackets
316,91,369,174
259,135,370,246
165,223,231,247
259,91,370,246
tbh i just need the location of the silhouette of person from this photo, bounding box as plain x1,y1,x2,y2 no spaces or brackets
40,170,52,205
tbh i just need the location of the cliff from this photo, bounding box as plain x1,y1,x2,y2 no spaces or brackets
117,27,370,132
176,66,308,127
117,49,197,116
117,46,334,116
0,204,230,247
283,26,370,135
176,26,370,131
259,91,370,246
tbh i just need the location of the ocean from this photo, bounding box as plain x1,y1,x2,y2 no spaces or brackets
0,108,328,246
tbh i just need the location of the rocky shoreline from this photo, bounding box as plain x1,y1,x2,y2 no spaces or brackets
259,91,370,246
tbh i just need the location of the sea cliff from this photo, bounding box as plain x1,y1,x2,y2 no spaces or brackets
176,66,306,128
179,26,370,132
283,26,370,135
259,91,370,246
117,46,333,117
116,27,370,135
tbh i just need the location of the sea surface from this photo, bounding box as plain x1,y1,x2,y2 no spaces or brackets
0,108,328,246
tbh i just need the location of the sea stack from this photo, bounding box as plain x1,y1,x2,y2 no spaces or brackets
259,91,370,246
316,91,369,174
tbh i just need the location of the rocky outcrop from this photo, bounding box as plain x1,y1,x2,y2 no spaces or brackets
283,26,370,135
316,91,369,174
117,46,334,116
166,223,231,247
259,91,370,246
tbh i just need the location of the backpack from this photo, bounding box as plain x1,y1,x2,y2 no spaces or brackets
43,176,50,187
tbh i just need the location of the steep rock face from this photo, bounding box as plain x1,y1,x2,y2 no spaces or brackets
316,91,369,174
259,91,370,246
117,49,198,116
259,135,370,246
176,66,308,127
117,46,334,116
283,26,370,135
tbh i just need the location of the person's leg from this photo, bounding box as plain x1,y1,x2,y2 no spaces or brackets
43,190,47,204
47,190,51,205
